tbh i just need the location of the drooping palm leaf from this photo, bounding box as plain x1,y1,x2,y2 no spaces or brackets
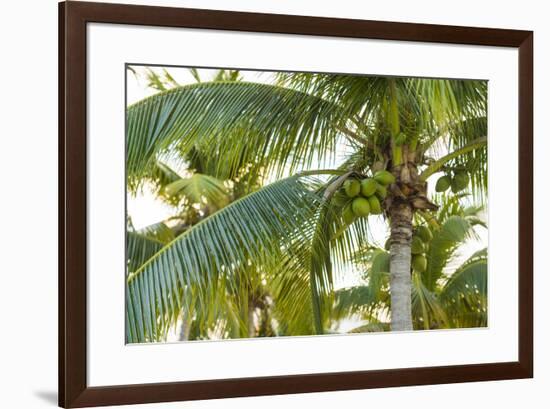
423,215,472,291
277,73,390,130
411,272,448,330
293,173,378,333
420,136,487,181
303,200,334,333
268,192,348,335
269,250,318,336
126,175,324,342
126,222,175,274
332,285,378,320
440,249,487,328
126,81,349,184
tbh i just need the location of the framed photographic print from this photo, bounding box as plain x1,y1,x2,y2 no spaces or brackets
59,1,533,407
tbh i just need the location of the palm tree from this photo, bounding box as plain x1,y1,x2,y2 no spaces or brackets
126,69,487,342
332,194,487,332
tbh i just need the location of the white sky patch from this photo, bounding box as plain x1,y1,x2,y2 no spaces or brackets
127,185,175,229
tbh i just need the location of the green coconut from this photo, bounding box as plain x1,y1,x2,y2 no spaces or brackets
416,225,433,243
412,254,428,272
451,171,470,193
373,170,396,186
360,178,378,197
342,204,356,224
435,175,451,192
343,179,361,198
384,238,391,251
351,197,370,217
375,184,387,199
332,191,349,207
411,236,425,255
368,195,382,214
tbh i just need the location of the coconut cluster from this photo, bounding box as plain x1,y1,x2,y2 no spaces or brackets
341,170,396,223
435,170,469,194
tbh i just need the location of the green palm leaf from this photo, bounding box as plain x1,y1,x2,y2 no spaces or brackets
423,215,472,291
163,173,228,206
302,201,334,334
420,136,487,181
440,249,487,327
332,285,378,320
127,222,175,274
411,272,448,329
269,251,318,336
148,161,183,193
126,81,347,184
332,249,390,321
126,175,323,342
267,197,342,335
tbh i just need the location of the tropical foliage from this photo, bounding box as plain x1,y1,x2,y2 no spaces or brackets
125,66,488,343
332,195,487,332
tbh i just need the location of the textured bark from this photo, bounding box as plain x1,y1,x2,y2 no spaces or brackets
389,201,414,331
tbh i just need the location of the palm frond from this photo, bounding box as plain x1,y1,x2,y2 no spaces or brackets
151,161,183,189
126,81,348,184
126,175,323,342
420,136,487,181
410,79,487,136
332,285,378,320
440,249,487,328
277,73,389,127
307,201,335,333
411,272,448,329
188,68,201,83
163,173,228,206
412,79,488,200
423,215,472,290
331,249,390,321
127,222,175,274
270,195,341,335
269,250,317,336
134,221,175,243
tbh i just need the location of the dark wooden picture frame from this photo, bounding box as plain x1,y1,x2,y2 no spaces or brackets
59,1,533,407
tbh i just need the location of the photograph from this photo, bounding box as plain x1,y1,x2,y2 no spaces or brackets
125,65,488,344
0,0,540,407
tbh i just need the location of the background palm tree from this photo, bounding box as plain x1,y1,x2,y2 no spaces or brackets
125,67,487,342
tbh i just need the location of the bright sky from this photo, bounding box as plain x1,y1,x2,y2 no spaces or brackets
126,65,487,292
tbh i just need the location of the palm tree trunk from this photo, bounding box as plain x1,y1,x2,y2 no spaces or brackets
178,312,191,341
389,201,414,331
